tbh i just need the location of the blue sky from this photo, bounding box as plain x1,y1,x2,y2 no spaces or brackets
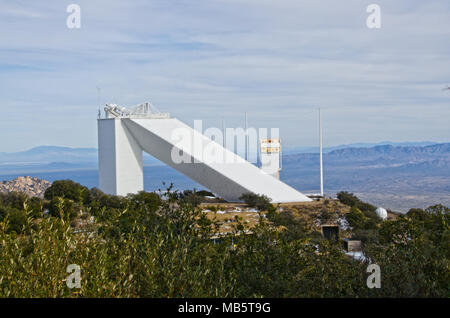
0,0,449,152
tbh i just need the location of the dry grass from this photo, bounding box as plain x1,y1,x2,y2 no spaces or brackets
201,198,352,235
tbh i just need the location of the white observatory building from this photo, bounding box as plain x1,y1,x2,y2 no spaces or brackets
375,207,388,220
97,102,311,203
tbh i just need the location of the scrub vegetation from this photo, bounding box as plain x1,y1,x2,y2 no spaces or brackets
0,180,448,297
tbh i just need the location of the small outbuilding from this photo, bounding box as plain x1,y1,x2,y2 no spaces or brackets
321,225,339,242
343,239,362,252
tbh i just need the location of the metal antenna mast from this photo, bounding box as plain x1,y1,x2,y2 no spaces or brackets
222,119,226,148
245,112,249,161
319,108,324,197
96,86,101,118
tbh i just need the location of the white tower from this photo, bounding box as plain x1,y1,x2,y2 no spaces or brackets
98,117,144,195
98,102,169,195
259,138,281,179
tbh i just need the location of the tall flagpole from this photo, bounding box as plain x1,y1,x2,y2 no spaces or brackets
96,86,101,118
319,108,324,197
222,119,226,148
245,112,249,161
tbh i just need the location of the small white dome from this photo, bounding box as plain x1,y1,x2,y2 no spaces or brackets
375,207,388,220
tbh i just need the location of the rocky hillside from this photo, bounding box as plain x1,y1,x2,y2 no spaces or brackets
0,176,51,198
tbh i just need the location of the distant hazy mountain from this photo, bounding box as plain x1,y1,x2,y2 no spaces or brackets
1,142,449,212
0,146,97,165
284,143,450,166
282,141,437,154
282,143,450,212
0,141,439,164
0,145,161,166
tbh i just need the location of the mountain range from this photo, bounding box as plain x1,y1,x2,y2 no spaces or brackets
281,141,438,154
0,141,438,164
0,142,449,212
282,143,450,212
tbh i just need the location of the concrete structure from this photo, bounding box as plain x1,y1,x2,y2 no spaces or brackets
98,102,311,203
98,118,144,195
321,225,339,242
343,239,362,252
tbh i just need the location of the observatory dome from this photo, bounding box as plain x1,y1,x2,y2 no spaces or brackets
375,207,388,220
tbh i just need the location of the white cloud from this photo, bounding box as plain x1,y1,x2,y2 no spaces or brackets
0,0,449,151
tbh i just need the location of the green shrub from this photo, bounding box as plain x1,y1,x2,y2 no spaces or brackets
46,197,77,220
196,190,214,197
337,191,359,207
364,208,449,297
337,192,379,224
239,193,273,211
345,206,367,230
0,191,28,210
268,209,309,241
27,197,43,218
179,190,203,208
0,205,7,221
0,183,448,298
352,229,379,244
127,191,162,211
44,180,90,204
319,209,333,223
3,208,27,234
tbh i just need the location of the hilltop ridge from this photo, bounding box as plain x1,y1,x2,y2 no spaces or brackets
0,176,51,198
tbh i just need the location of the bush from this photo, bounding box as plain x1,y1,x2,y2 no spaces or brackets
319,209,333,223
179,190,203,208
0,181,448,298
268,209,309,241
345,206,367,230
406,208,428,220
337,192,378,220
44,180,90,204
0,205,7,221
27,197,43,218
364,208,449,297
0,191,28,210
352,229,379,244
337,191,359,207
46,197,77,220
196,190,214,197
89,187,105,201
239,193,273,211
3,208,27,234
128,191,162,212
